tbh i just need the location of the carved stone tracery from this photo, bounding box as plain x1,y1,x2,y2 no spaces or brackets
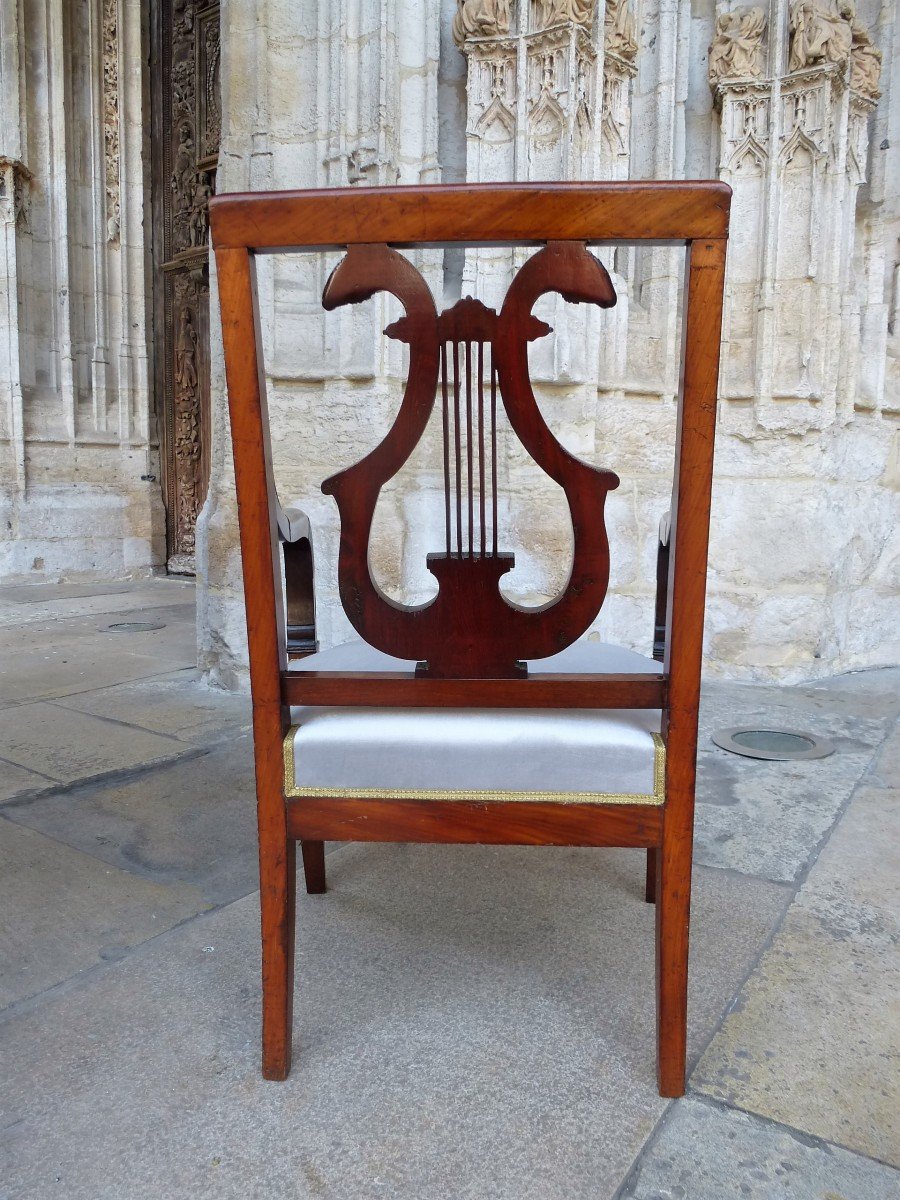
458,1,636,183
102,0,120,242
711,0,884,423
0,157,33,231
172,278,203,555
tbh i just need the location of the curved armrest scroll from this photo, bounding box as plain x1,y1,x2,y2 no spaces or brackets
653,509,671,663
276,501,318,659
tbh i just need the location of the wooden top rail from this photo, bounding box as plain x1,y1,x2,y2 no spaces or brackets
280,671,667,710
209,181,731,252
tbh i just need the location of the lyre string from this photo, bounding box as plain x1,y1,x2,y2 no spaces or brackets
465,340,474,558
439,322,500,559
440,341,451,556
478,341,486,557
452,341,462,557
491,360,498,558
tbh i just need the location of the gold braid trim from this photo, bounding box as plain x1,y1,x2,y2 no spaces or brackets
283,729,665,807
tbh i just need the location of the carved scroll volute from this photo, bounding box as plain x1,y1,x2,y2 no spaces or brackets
493,241,620,659
321,244,441,639
321,241,620,678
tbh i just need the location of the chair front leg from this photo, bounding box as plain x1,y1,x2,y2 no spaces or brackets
260,835,297,1080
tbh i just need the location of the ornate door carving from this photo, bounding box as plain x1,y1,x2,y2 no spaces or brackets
151,0,220,573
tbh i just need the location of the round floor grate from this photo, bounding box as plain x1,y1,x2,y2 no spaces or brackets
104,621,166,633
712,726,834,762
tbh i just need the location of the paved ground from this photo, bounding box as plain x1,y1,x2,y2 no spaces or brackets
0,578,897,1199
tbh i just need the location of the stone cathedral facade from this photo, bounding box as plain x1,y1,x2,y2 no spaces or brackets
1,1,898,685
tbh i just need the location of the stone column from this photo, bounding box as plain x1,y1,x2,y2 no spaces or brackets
0,0,29,501
0,0,161,580
0,155,30,500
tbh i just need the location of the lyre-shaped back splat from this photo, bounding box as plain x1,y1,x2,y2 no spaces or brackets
321,240,619,677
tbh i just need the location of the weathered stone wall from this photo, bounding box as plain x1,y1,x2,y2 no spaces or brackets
197,0,899,686
0,0,163,581
2,1,896,683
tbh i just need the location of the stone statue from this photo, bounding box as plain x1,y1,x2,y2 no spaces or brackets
604,0,637,62
536,0,594,30
170,122,195,210
788,0,853,72
452,0,512,47
708,6,767,86
188,170,212,247
174,307,198,395
849,15,882,98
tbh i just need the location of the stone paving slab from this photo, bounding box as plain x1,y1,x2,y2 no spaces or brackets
693,676,897,883
0,602,196,651
808,667,900,702
0,844,788,1200
5,735,259,906
618,1095,900,1200
0,701,194,791
0,578,195,629
867,720,900,789
0,758,54,804
54,670,251,743
0,819,210,1008
0,636,196,708
692,784,899,1167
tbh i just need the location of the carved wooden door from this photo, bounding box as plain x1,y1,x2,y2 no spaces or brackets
150,0,220,574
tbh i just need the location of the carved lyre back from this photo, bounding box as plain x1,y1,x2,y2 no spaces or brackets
321,240,619,678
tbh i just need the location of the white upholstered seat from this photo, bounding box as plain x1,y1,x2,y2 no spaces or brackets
285,639,664,805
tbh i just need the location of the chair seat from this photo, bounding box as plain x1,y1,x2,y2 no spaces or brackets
285,640,664,805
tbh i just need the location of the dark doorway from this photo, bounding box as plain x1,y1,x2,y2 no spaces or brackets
150,1,220,574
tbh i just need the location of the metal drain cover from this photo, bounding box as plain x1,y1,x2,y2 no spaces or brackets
104,621,166,633
712,726,834,762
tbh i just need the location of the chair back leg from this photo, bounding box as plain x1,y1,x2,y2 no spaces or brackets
260,837,297,1080
644,847,658,904
301,840,327,894
655,832,692,1097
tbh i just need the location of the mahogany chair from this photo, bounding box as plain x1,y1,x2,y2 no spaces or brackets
210,182,730,1098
